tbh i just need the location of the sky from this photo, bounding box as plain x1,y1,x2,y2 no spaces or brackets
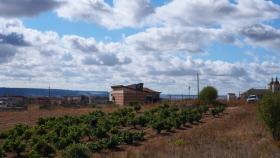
0,0,280,95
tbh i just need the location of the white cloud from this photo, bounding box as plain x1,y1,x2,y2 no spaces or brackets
0,0,280,94
56,0,154,29
241,24,280,50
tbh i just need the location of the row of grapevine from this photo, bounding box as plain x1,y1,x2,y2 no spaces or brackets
0,104,226,158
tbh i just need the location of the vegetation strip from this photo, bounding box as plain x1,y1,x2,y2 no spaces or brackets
0,104,226,158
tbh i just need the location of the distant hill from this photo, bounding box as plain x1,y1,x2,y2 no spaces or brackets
0,87,109,97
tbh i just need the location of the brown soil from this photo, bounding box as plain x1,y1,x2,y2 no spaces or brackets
0,106,118,132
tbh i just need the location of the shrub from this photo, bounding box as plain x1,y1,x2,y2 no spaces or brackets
132,131,145,141
192,109,202,122
129,102,141,112
119,131,134,144
210,105,225,117
31,138,55,157
211,108,220,117
150,117,165,134
3,137,26,157
62,144,91,158
88,142,103,152
199,86,218,104
134,115,148,127
99,136,120,149
258,93,280,141
0,146,5,158
198,105,209,114
54,137,71,150
27,150,41,158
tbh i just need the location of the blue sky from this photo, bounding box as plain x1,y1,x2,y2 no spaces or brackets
0,0,280,94
22,0,280,64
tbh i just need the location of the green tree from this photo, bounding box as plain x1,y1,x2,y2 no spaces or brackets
199,86,218,104
258,93,280,140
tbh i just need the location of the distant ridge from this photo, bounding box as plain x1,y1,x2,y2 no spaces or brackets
0,87,109,97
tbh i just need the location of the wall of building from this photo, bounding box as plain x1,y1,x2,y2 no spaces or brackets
111,88,160,106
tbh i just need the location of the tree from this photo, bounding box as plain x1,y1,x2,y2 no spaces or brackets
62,144,91,158
258,93,280,140
199,86,218,104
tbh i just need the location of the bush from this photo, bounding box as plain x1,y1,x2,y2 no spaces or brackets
211,105,225,117
31,138,55,157
3,137,26,157
129,102,141,112
62,144,91,158
27,150,41,158
198,105,209,114
258,93,280,141
88,142,103,152
99,136,120,149
0,146,5,158
199,86,218,104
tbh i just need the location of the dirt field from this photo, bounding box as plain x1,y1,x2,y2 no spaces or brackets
1,104,280,158
0,106,117,132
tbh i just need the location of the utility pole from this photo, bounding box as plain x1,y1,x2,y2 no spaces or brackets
197,72,200,99
188,85,191,100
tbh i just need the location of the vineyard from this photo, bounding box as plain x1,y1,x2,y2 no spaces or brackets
0,104,226,158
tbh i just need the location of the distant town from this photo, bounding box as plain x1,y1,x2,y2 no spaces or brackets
1,77,279,111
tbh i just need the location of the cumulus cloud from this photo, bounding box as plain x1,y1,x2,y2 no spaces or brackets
125,26,220,53
0,32,29,46
55,0,280,30
0,44,17,64
241,24,280,50
0,0,62,18
56,0,154,29
0,0,280,94
82,54,131,66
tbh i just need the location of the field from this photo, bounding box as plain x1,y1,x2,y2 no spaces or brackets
0,103,280,158
95,105,280,158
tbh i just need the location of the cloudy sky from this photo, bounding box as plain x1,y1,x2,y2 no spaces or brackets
0,0,280,95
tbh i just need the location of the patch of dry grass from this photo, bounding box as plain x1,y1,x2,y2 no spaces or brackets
95,105,280,158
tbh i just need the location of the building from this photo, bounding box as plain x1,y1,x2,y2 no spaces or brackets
241,77,280,99
227,93,237,101
241,88,269,99
269,77,280,93
111,83,161,106
0,96,26,107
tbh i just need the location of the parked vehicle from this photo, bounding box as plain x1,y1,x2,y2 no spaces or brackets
246,95,259,103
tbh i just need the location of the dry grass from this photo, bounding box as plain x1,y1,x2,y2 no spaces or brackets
94,105,280,158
